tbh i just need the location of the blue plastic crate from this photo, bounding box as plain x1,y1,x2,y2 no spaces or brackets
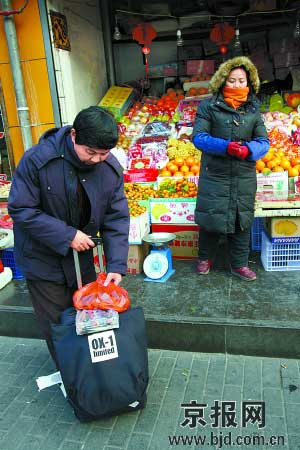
251,217,264,251
1,248,24,279
261,230,300,271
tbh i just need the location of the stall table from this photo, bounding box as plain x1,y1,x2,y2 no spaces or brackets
254,197,300,217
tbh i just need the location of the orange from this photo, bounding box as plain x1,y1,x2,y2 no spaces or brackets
288,167,299,177
166,161,174,170
291,156,300,167
168,164,179,174
256,160,265,171
276,150,285,158
293,164,300,172
185,172,194,176
173,172,183,177
190,164,200,175
266,160,277,170
185,157,195,167
262,152,273,163
161,170,172,177
180,165,190,174
280,159,291,170
273,166,285,172
188,87,197,96
174,157,184,167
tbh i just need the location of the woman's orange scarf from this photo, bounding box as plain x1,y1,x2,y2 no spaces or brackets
222,86,249,109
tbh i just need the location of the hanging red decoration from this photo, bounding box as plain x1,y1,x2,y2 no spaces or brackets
142,46,151,55
132,22,157,45
210,22,234,54
132,23,156,81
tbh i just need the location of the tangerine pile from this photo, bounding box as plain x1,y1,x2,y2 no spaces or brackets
160,156,200,177
128,201,147,217
157,178,198,198
124,183,159,200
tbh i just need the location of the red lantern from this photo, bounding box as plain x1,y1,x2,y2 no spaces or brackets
142,46,151,55
132,22,157,45
210,22,234,53
132,23,156,81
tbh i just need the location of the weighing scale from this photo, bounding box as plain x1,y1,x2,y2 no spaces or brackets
142,232,176,282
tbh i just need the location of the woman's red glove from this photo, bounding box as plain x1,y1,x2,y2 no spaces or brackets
236,145,249,160
227,142,240,157
227,142,249,160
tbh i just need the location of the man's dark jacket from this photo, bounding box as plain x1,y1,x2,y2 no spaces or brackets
8,126,130,286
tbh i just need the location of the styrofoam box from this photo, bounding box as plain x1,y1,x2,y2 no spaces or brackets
256,172,289,201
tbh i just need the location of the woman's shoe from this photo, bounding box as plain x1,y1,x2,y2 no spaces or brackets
231,267,256,281
196,259,212,275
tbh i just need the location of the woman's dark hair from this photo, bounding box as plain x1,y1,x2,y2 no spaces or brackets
73,106,118,149
239,65,252,90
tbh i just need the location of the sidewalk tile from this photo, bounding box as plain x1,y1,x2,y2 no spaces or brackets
126,432,151,450
133,403,158,434
107,413,138,447
79,427,110,450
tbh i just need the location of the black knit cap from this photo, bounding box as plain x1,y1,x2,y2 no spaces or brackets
73,106,118,149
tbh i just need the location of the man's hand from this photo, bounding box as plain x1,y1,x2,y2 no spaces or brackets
103,273,122,286
227,142,249,160
70,230,95,252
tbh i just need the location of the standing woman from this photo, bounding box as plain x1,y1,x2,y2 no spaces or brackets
192,56,269,281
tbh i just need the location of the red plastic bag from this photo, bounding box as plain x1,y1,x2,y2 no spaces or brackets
73,272,130,312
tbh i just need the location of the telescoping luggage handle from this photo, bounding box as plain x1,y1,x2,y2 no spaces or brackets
73,237,106,290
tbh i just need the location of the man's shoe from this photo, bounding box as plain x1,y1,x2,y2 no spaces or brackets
196,259,212,275
231,267,256,281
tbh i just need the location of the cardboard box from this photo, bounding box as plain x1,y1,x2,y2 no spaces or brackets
129,211,150,244
98,86,134,117
256,172,289,201
127,243,149,274
152,224,199,259
150,198,196,224
264,217,300,243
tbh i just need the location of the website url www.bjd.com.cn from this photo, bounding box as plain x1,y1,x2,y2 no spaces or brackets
168,432,285,447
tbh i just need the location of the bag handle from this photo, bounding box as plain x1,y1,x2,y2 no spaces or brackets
73,237,106,290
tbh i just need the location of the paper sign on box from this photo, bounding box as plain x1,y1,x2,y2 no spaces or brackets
129,212,150,244
150,198,196,224
256,172,288,201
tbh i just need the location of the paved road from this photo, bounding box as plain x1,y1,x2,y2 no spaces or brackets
0,336,299,449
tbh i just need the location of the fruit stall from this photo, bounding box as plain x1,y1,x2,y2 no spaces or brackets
95,78,300,274
1,80,300,278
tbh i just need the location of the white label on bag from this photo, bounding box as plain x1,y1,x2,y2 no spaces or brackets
88,330,118,363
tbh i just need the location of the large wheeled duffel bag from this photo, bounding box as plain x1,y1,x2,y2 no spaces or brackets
37,238,149,422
